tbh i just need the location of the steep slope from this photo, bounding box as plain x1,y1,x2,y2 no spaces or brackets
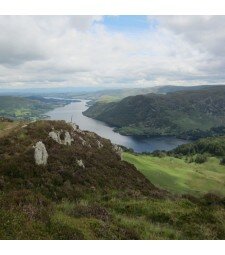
0,120,161,198
0,120,225,239
84,86,225,138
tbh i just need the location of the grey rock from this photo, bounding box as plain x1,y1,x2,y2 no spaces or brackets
49,130,74,146
76,159,85,168
34,141,48,165
97,140,103,149
112,144,123,159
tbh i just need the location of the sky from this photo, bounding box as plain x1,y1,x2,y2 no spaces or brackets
0,15,225,90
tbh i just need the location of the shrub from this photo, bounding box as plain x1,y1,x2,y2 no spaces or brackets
194,154,207,164
220,157,225,165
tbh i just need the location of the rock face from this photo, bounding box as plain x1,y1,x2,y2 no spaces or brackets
34,141,48,165
49,130,74,145
76,159,85,168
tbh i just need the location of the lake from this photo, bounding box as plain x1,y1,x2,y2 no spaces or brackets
46,100,189,153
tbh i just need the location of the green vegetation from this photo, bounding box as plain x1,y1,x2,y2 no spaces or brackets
0,96,77,120
123,152,225,197
84,86,225,139
0,120,225,239
172,136,225,156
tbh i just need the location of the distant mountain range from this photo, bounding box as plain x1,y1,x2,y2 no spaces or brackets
84,85,225,138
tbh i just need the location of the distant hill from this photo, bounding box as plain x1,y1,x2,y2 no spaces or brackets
74,84,220,103
84,85,225,138
0,96,77,120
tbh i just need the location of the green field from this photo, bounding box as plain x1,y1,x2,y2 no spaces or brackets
123,152,225,197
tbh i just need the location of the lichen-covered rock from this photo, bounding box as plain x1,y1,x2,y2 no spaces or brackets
49,130,73,146
64,131,74,145
34,141,48,165
76,159,85,168
112,144,123,159
97,140,103,149
49,131,61,144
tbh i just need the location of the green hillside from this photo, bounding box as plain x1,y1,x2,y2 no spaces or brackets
123,152,225,197
0,120,225,239
0,96,75,120
84,86,225,138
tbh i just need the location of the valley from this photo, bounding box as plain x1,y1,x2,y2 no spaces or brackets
1,85,225,239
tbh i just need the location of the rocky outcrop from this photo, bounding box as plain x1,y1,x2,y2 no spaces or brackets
49,131,61,144
97,140,103,149
112,144,123,159
49,130,74,145
64,131,73,145
76,159,85,168
34,141,48,165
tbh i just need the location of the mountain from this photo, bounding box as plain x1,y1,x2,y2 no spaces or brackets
84,85,225,138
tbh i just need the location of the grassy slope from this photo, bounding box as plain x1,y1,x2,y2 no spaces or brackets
123,152,225,197
0,121,27,138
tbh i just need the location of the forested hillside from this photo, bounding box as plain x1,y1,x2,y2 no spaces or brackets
84,86,225,138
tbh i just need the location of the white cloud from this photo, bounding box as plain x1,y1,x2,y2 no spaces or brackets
0,15,225,89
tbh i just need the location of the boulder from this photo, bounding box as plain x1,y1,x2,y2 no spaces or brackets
34,141,48,165
64,131,73,145
49,130,73,145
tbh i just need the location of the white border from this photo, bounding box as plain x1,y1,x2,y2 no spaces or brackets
0,0,225,15
0,240,224,255
0,0,224,253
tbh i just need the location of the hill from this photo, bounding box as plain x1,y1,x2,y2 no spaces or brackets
73,84,217,104
84,85,225,138
0,120,225,239
0,96,77,120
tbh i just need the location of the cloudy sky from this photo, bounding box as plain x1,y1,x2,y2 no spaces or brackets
0,15,225,89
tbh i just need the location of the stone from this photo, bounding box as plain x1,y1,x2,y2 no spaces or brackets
49,131,61,144
112,144,123,159
49,130,73,146
64,131,74,145
34,141,48,165
76,159,85,168
97,140,103,149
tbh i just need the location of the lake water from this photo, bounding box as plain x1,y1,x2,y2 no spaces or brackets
46,100,189,153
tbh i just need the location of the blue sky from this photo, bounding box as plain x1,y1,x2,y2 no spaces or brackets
102,16,155,33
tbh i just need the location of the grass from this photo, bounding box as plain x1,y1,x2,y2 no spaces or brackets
123,152,225,197
0,121,25,138
48,197,225,240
